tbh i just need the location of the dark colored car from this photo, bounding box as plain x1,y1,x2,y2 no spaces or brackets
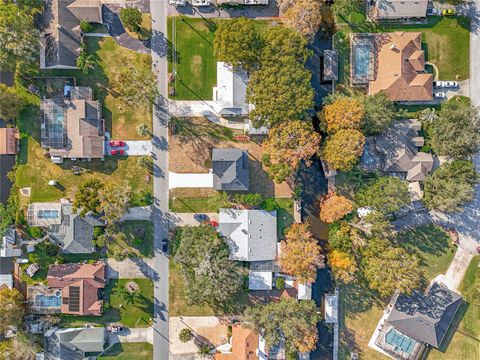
111,149,125,156
161,238,169,253
109,140,125,147
194,213,209,222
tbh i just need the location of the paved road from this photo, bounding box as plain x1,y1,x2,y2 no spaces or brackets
151,0,171,359
470,0,480,107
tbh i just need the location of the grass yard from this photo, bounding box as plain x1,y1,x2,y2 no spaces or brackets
428,256,480,360
61,278,153,328
42,37,152,140
118,220,154,258
339,225,456,360
124,13,152,40
167,17,270,100
100,343,153,360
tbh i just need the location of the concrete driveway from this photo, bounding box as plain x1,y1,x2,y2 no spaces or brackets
105,141,153,156
109,327,153,345
121,206,152,221
172,213,218,226
169,172,214,189
168,0,279,18
107,257,156,279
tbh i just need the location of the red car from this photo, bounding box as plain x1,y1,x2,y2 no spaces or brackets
109,140,125,147
111,149,124,156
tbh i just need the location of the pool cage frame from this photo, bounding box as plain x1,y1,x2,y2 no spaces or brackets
350,33,376,86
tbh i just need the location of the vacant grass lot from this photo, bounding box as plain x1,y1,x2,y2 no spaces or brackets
339,225,456,360
61,278,153,328
100,343,153,360
167,17,269,100
336,16,470,85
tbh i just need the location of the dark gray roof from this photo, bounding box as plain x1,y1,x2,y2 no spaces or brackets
387,282,462,348
323,50,338,81
44,327,107,360
0,257,14,275
212,149,249,191
0,72,14,87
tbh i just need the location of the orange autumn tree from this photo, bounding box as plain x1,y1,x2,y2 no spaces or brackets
323,129,365,171
262,120,321,183
279,223,324,283
324,97,364,134
319,193,353,223
282,0,323,41
328,249,358,283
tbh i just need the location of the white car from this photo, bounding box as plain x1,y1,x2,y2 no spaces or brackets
434,92,447,99
169,0,186,6
433,81,445,88
445,81,458,88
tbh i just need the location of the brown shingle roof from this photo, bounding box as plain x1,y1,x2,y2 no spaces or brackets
214,324,259,360
0,128,19,155
369,32,433,101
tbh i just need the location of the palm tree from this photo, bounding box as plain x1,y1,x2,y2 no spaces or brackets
76,52,96,74
137,123,150,137
418,108,438,124
113,283,141,305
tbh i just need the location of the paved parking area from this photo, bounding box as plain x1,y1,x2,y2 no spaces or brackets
105,141,153,156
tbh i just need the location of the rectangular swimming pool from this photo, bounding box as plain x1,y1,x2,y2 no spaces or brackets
35,293,61,308
353,44,371,77
37,210,60,220
385,328,416,354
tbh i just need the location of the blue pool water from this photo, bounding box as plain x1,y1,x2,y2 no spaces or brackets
385,329,416,354
35,294,61,308
37,210,60,219
353,44,371,77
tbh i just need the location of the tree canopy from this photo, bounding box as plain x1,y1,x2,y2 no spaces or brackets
319,193,353,223
245,297,320,353
322,129,365,171
282,0,323,40
246,26,314,127
428,102,480,159
362,92,396,135
278,223,325,283
323,97,364,134
0,84,25,120
174,225,244,307
73,179,104,216
262,120,321,183
0,287,25,333
119,7,142,32
0,2,39,70
356,176,410,214
330,0,360,19
214,17,262,72
98,180,131,224
423,160,477,212
329,249,357,284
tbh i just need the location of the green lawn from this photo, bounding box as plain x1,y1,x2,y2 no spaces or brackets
169,196,218,213
167,16,270,100
428,256,480,360
103,220,154,258
61,278,153,328
339,225,456,360
100,343,153,360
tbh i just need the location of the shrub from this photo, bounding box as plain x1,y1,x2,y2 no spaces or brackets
27,226,43,239
80,20,93,33
134,238,143,247
275,277,285,290
261,198,278,212
179,328,193,343
197,343,211,356
103,301,112,311
233,193,263,207
119,7,142,32
93,226,104,239
45,242,59,256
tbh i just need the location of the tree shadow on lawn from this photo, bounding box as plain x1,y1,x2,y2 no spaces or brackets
396,225,451,258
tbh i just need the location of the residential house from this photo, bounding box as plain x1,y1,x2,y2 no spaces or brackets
43,327,108,360
27,201,105,254
323,49,338,82
29,262,106,316
373,282,462,360
350,32,433,101
1,227,22,258
369,0,428,20
40,86,105,163
213,62,252,116
212,148,249,191
219,209,277,262
38,0,103,69
214,324,259,360
0,128,19,156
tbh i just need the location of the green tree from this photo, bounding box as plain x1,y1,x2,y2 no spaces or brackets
119,7,142,32
80,20,93,33
262,120,321,183
362,93,396,135
356,177,410,214
76,51,96,74
423,160,477,212
99,181,132,224
0,3,39,70
113,282,141,305
232,193,263,208
322,129,365,171
175,225,244,307
0,287,25,333
429,102,480,159
137,122,150,137
331,0,359,20
0,204,14,238
179,328,193,343
214,17,262,71
417,108,438,124
73,179,104,216
245,298,320,353
246,26,314,127
0,84,26,120
363,239,422,297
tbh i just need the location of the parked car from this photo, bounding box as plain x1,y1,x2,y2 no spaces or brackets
209,220,219,227
161,238,169,253
110,149,125,156
107,325,126,333
109,140,125,147
193,213,209,222
445,81,458,88
434,92,447,99
433,81,445,88
428,8,441,16
442,9,456,16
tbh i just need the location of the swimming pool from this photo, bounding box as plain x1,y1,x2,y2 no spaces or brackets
385,328,416,354
37,210,60,220
353,44,371,77
35,293,62,308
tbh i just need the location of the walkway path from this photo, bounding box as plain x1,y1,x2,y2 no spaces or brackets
151,0,171,359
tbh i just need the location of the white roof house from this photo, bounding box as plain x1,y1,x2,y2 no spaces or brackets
298,283,312,300
248,270,273,290
212,62,253,116
0,274,13,289
325,292,339,324
370,0,428,19
218,209,277,261
1,228,22,258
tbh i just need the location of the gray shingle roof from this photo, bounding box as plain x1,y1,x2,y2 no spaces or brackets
212,149,249,191
386,282,462,348
44,327,107,360
323,50,338,81
373,0,428,19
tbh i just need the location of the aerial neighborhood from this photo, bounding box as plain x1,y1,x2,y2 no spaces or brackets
1,0,480,360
